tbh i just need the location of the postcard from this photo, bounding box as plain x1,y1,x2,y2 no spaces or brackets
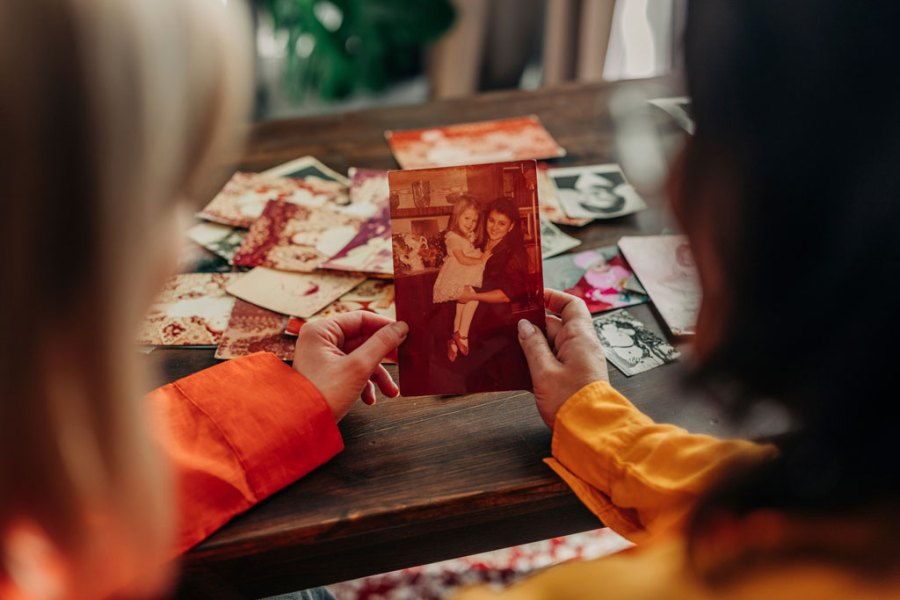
225,267,365,318
187,222,247,261
320,169,394,276
540,218,581,259
537,165,590,227
648,96,695,135
389,160,546,395
549,164,646,220
617,235,701,336
231,200,361,273
385,116,566,170
542,247,650,313
198,171,350,227
592,310,680,376
137,273,239,346
260,155,351,185
214,299,295,361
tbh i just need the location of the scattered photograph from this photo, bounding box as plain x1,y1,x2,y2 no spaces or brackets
592,310,680,376
540,218,581,259
198,171,349,227
231,200,361,272
389,160,546,395
137,273,239,346
542,246,649,313
648,96,695,134
215,299,295,362
537,166,590,227
617,235,701,336
321,169,394,276
187,222,247,261
260,155,351,185
549,164,646,220
225,267,365,318
285,281,396,364
385,116,566,170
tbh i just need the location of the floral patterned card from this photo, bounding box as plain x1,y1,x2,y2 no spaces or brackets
137,273,239,345
198,171,349,228
542,246,649,313
385,116,566,169
321,169,393,276
225,267,365,318
231,200,362,273
214,299,295,361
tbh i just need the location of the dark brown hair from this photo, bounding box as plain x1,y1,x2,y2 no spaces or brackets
679,0,900,571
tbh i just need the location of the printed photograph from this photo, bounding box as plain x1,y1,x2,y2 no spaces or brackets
260,155,351,185
536,165,590,227
389,160,546,396
543,246,649,313
549,164,647,220
215,299,295,362
137,273,239,346
198,171,349,227
592,310,680,376
187,222,247,262
385,116,566,170
321,169,394,276
617,235,701,336
540,218,581,259
226,267,365,318
231,200,362,272
648,96,695,135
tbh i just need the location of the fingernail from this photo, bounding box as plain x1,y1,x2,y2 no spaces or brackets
392,321,409,337
518,319,535,339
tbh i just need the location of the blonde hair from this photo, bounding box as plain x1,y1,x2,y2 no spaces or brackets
0,0,250,595
448,195,483,245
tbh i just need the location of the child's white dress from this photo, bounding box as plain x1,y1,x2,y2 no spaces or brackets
433,231,485,302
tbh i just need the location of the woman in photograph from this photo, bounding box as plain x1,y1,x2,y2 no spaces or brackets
459,1,900,598
0,0,405,598
456,198,534,391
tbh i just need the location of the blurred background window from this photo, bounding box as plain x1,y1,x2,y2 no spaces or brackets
253,0,683,120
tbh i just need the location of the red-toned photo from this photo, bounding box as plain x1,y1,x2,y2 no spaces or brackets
385,116,566,169
389,160,546,396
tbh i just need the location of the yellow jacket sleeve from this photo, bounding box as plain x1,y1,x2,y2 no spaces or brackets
545,381,777,542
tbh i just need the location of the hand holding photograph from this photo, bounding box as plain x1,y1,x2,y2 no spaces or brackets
389,160,546,396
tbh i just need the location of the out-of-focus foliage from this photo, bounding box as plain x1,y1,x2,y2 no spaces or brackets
266,0,455,101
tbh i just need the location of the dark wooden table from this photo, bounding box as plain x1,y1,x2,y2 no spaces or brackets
163,79,749,599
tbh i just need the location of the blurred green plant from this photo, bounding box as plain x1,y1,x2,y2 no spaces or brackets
265,0,456,101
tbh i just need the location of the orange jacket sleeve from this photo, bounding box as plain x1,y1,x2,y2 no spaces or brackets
147,352,343,556
544,381,777,543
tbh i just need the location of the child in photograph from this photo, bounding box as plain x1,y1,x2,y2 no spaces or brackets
432,196,489,359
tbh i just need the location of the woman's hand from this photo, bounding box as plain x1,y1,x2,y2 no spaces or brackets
517,289,609,430
458,285,477,303
293,312,409,422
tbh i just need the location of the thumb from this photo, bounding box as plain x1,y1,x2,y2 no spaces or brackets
517,319,559,379
347,321,409,372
